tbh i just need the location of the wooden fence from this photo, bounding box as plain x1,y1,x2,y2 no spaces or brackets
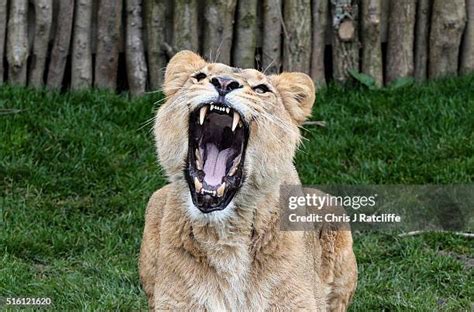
0,0,473,95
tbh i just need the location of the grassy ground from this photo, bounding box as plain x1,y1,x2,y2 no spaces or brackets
0,75,473,311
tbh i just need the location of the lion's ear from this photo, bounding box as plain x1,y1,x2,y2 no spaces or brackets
270,72,315,125
163,50,207,97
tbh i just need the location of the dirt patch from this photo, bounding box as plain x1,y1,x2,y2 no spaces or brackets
438,250,474,270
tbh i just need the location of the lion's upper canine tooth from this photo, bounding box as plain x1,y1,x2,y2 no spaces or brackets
194,177,203,193
199,106,208,125
216,183,226,197
210,104,214,111
226,108,230,114
232,111,240,131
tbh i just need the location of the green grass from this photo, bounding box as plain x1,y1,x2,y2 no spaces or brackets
1,75,473,311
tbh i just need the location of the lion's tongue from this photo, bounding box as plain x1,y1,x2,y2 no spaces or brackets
203,143,231,186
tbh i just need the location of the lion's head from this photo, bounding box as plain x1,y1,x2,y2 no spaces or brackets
154,51,315,217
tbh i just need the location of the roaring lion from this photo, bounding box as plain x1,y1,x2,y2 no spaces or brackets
139,50,357,311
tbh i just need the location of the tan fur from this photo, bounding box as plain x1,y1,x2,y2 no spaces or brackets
140,51,357,311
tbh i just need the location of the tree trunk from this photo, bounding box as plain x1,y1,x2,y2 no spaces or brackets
0,0,7,83
47,0,74,89
233,0,258,68
29,0,53,87
7,0,29,86
283,0,312,73
386,0,416,84
311,0,328,87
361,0,383,86
414,0,431,81
126,0,147,96
429,0,466,79
261,0,282,74
331,0,360,83
144,0,167,90
202,0,238,64
173,0,199,52
460,0,474,75
94,0,122,90
71,0,92,90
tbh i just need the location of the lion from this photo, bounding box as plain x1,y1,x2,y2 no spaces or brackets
139,50,357,311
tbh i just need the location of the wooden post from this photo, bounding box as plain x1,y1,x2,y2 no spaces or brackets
361,0,383,86
429,0,466,79
47,0,74,89
283,0,312,73
71,0,93,90
144,0,167,90
386,0,416,84
311,0,329,87
331,0,360,83
202,0,238,64
173,0,199,52
460,0,474,75
0,0,7,83
29,0,53,87
94,0,122,90
261,0,282,74
7,0,29,86
380,0,389,43
125,0,148,96
233,0,258,68
414,0,431,81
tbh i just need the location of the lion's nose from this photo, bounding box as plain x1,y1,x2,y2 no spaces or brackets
210,77,242,96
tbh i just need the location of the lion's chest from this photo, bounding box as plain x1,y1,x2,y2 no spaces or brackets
155,240,319,311
191,246,267,311
156,242,272,311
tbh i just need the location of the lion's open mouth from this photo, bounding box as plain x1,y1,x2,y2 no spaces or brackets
186,101,249,213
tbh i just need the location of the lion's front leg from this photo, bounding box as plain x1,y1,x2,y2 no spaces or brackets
139,187,170,310
319,229,357,312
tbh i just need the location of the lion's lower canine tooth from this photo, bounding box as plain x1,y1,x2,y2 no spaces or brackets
232,111,240,131
216,183,226,197
194,177,203,193
199,106,208,125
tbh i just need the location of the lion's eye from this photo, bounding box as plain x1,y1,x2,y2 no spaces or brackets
193,72,207,82
253,84,270,94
